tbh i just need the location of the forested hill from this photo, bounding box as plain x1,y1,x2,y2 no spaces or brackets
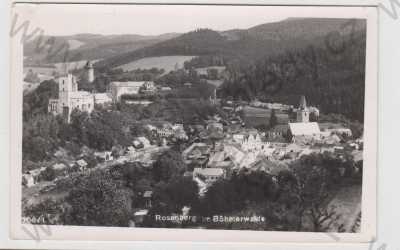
219,28,367,122
95,18,366,70
24,33,180,65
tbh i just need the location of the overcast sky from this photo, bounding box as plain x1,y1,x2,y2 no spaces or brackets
15,4,296,36
14,4,369,37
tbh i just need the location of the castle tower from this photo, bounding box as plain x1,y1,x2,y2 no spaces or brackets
84,61,94,83
58,74,77,120
296,95,309,123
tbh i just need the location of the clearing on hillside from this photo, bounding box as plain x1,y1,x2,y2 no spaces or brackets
115,55,197,73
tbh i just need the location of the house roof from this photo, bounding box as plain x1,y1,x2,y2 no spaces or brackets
249,158,289,176
134,209,149,216
76,159,88,167
208,151,226,164
52,163,67,170
137,137,150,145
193,168,224,177
94,93,112,100
289,122,321,136
69,91,93,99
143,191,153,198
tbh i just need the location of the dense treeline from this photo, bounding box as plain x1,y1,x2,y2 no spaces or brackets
219,29,366,122
95,28,311,71
23,79,58,121
183,55,226,69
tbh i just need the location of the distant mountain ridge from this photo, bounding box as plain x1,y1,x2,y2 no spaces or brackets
95,18,366,70
23,33,181,65
24,18,366,70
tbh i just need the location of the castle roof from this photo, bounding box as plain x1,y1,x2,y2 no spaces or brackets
110,81,153,88
69,91,93,99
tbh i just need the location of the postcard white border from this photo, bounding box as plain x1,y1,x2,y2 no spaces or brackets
9,3,378,243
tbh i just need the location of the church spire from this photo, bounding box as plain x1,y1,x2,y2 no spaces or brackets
299,95,307,110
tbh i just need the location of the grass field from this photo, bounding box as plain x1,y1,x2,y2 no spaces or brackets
242,106,289,127
116,55,197,73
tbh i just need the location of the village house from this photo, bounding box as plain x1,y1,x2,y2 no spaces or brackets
319,123,352,137
182,143,210,166
52,163,67,171
183,82,193,88
143,191,153,209
249,157,290,177
160,86,172,91
173,126,188,141
127,146,136,156
229,130,273,156
133,209,149,225
139,81,157,94
94,151,113,161
266,124,290,142
156,123,188,141
193,167,225,184
133,137,152,149
76,159,88,171
206,121,224,132
250,100,294,111
22,173,36,187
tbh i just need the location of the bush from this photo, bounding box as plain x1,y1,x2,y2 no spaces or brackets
39,166,56,182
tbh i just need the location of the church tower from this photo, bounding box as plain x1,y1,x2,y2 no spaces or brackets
296,95,309,123
84,61,94,83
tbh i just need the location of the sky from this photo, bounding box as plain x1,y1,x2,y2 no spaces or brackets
14,4,296,36
13,4,369,37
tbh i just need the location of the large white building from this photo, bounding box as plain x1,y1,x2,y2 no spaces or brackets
108,81,155,102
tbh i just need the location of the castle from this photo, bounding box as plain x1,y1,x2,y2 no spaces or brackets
48,74,95,122
84,61,94,83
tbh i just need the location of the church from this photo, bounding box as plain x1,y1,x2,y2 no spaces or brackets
288,95,321,142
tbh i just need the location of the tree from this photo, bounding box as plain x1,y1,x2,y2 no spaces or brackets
275,152,358,231
309,111,319,122
269,109,278,128
152,176,199,213
152,149,186,182
39,166,56,182
23,198,65,225
201,179,242,216
65,171,132,226
23,79,58,120
24,69,40,83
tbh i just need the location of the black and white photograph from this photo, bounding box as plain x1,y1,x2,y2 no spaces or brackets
9,3,378,242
